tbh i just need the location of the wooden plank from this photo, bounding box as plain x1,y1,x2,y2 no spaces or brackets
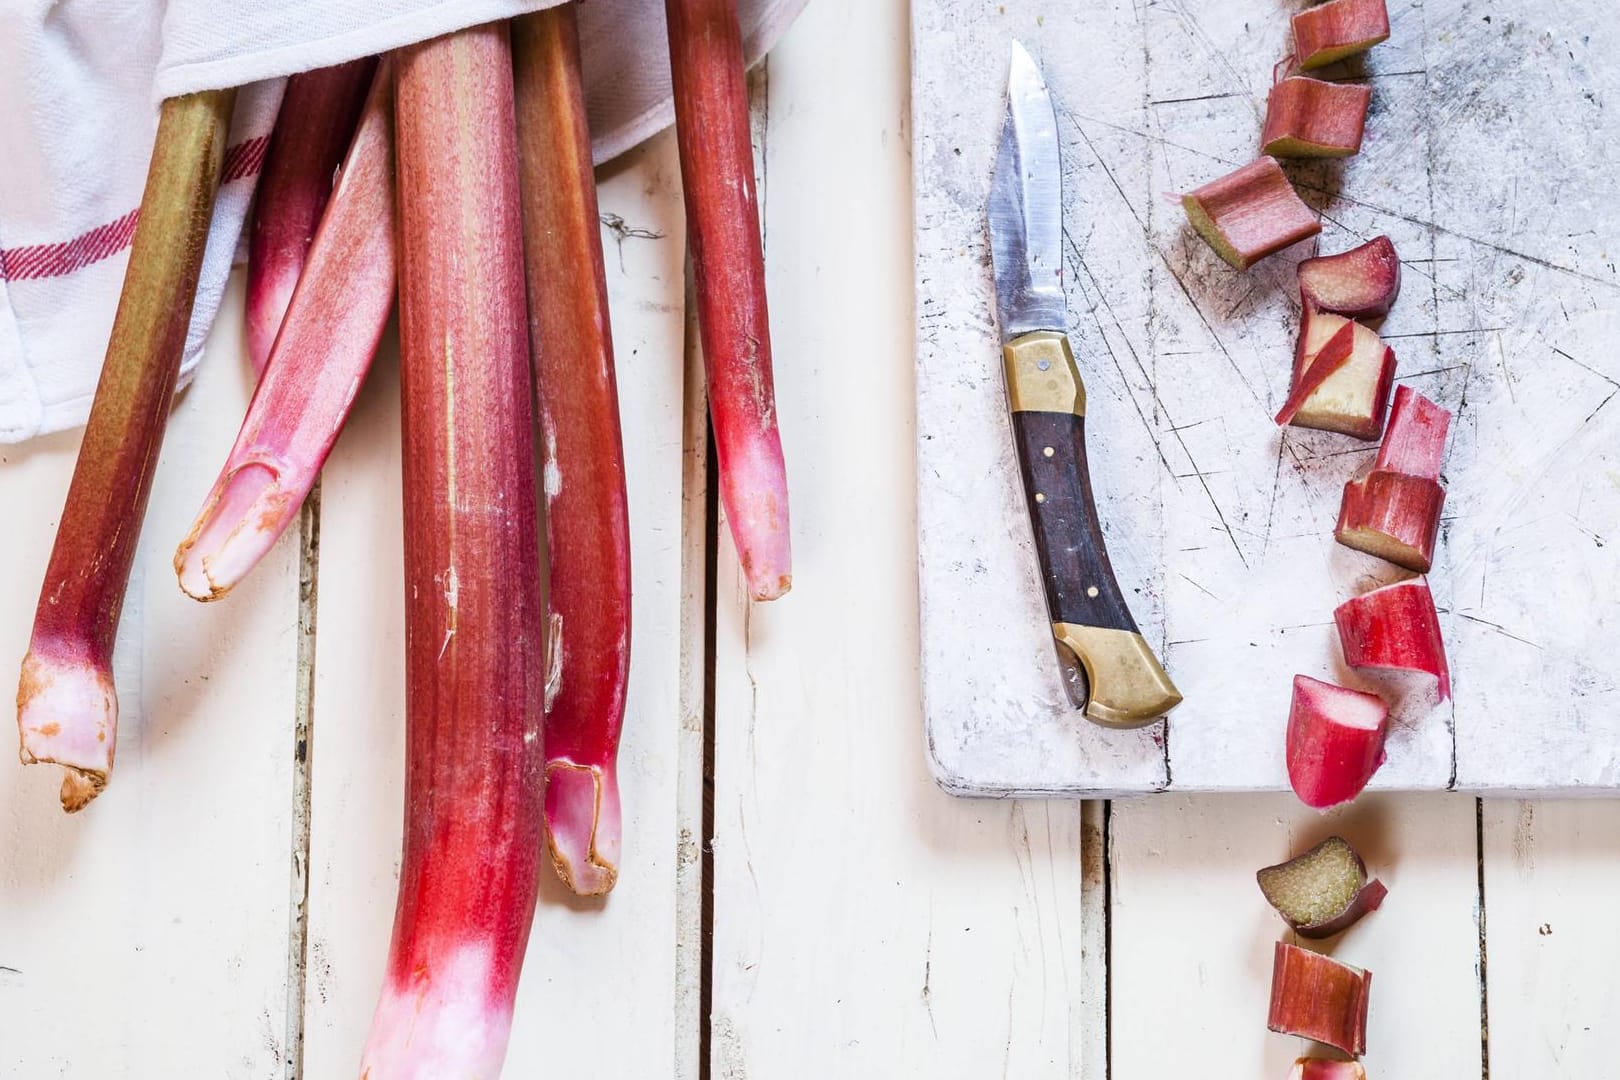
1109,793,1483,1077
0,275,301,1076
1481,799,1620,1074
299,129,694,1076
915,0,1620,795
708,2,1087,1074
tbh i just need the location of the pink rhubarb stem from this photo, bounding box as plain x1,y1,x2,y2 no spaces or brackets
17,89,236,812
175,60,397,602
513,4,632,897
246,58,376,374
666,0,792,601
358,25,545,1079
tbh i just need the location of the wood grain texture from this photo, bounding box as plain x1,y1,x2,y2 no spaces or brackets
915,0,1620,794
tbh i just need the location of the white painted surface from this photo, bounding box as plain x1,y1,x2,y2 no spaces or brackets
3,3,1619,1077
915,0,1620,795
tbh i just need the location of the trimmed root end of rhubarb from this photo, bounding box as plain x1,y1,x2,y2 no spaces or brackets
718,445,793,601
1262,78,1371,159
1257,835,1387,938
174,463,288,602
1336,471,1445,573
1181,157,1321,270
1268,942,1373,1056
17,650,117,812
1293,0,1391,70
544,762,622,896
1289,1058,1368,1080
1286,674,1389,810
359,944,515,1079
1299,235,1401,319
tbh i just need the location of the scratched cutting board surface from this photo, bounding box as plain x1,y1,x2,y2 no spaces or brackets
913,0,1620,796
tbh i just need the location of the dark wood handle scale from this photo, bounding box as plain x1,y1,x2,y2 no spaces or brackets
1002,331,1181,728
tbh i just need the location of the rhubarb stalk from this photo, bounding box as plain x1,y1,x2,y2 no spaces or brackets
358,25,545,1078
16,89,235,812
1336,385,1450,571
1262,77,1372,158
1268,942,1373,1056
1286,674,1388,809
1256,835,1387,938
667,0,792,600
1292,0,1391,71
1335,577,1451,700
246,59,376,373
1289,1058,1367,1080
1298,236,1401,319
512,4,632,897
176,60,397,602
1181,157,1321,270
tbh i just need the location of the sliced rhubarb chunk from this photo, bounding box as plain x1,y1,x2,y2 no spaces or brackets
1277,315,1356,426
1268,942,1373,1056
1286,674,1388,809
1263,77,1372,158
1298,235,1402,319
1336,470,1444,572
1375,384,1450,479
1288,318,1395,440
1335,577,1451,700
1257,835,1388,938
1181,157,1321,270
1293,0,1391,70
1289,1058,1367,1080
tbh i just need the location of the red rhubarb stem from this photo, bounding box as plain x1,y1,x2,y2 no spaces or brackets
175,60,397,602
358,25,545,1078
246,59,375,374
512,4,632,897
16,89,236,812
667,0,792,600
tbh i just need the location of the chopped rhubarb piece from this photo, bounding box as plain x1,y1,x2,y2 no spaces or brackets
247,59,376,374
1335,577,1451,700
1263,77,1372,158
1277,316,1355,426
1298,235,1402,320
1336,470,1444,572
1289,1058,1367,1080
1257,835,1388,938
16,89,236,812
1375,384,1450,479
1287,317,1396,440
1268,942,1373,1056
1293,0,1391,70
1181,157,1321,270
1286,674,1388,809
175,59,396,602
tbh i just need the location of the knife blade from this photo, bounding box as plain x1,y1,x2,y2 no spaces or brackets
989,42,1181,729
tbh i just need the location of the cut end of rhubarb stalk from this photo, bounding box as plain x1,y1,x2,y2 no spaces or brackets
1293,0,1391,70
174,462,288,601
1299,235,1401,319
1286,317,1396,440
1257,835,1388,938
1262,77,1372,158
1268,942,1373,1056
1336,577,1451,701
1181,157,1321,270
1336,470,1445,572
544,761,622,897
1286,674,1389,809
359,944,515,1080
17,649,117,812
719,442,793,601
1289,1057,1367,1080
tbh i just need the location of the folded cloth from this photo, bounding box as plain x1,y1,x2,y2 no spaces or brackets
0,0,806,443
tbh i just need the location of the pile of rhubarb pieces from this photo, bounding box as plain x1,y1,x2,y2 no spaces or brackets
1178,0,1453,811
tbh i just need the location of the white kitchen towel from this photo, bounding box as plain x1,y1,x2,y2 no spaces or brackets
0,0,807,443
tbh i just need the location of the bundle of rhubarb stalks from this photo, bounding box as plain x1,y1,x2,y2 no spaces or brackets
1178,0,1454,1072
14,1,787,1075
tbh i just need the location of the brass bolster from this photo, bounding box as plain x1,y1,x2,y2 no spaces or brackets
1053,623,1182,729
1003,330,1085,416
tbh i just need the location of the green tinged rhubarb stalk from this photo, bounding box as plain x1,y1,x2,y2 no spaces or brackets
16,89,236,812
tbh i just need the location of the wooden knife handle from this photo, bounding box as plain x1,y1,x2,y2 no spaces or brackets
1003,331,1182,728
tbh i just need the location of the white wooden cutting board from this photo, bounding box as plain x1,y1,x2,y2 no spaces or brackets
914,0,1620,796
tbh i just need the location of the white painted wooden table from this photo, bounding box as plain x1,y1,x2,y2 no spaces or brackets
1,3,1616,1077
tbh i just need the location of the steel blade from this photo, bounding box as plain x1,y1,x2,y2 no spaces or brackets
989,42,1065,341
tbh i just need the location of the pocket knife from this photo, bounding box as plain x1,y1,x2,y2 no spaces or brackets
988,43,1181,729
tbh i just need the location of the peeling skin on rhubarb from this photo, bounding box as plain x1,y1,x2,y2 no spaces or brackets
1336,577,1451,700
1290,1058,1367,1080
1288,317,1396,440
1268,942,1373,1056
1337,470,1445,572
1181,157,1321,270
1262,77,1371,158
1257,835,1388,938
1298,236,1402,319
1277,316,1355,426
1286,674,1389,809
1292,0,1391,70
